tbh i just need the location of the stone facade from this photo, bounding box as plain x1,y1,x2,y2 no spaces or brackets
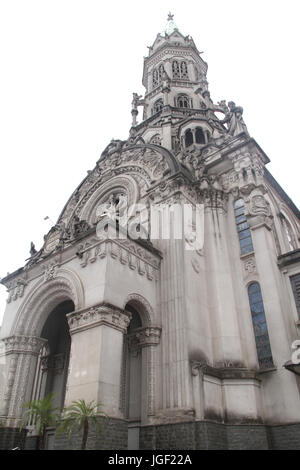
0,16,300,450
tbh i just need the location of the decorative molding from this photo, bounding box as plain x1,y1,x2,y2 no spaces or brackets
191,360,258,381
127,326,162,351
76,238,160,281
67,303,132,335
243,255,257,275
13,269,85,336
6,278,27,303
42,260,59,282
2,335,47,355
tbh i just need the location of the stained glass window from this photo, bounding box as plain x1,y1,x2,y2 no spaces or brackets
248,282,274,369
234,199,254,255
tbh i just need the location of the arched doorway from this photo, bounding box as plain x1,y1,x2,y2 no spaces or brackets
123,303,143,450
29,300,74,448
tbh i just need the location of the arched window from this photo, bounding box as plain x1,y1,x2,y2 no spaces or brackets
185,129,193,147
234,199,254,255
177,94,190,108
172,60,180,79
195,127,205,144
248,282,274,369
180,61,189,79
153,98,163,114
158,64,164,82
152,69,158,88
281,215,297,251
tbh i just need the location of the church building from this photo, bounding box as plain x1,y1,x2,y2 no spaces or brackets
0,15,300,450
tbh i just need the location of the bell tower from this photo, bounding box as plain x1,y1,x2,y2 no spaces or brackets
130,14,231,154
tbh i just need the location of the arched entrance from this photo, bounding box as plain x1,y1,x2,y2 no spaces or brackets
29,300,74,449
31,300,74,409
122,298,161,450
123,304,143,450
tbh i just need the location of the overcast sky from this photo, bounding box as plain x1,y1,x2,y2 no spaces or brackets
0,0,299,326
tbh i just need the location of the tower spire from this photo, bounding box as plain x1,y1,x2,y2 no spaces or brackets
165,12,178,35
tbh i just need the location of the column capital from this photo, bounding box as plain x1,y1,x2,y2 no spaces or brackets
128,326,162,352
2,335,47,355
67,303,132,335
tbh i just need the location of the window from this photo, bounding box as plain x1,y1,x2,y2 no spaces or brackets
172,60,180,79
180,61,189,79
172,60,189,79
177,94,190,108
153,98,163,114
234,199,254,255
185,129,193,147
158,64,164,81
152,69,159,88
248,282,274,369
281,215,297,251
195,127,205,144
290,273,300,318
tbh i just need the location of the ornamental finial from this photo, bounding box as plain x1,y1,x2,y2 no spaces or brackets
167,12,174,22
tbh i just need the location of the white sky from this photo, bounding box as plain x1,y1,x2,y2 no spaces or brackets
0,0,299,326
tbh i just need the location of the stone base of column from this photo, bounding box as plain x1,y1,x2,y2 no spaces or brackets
140,421,300,450
0,427,27,450
53,416,128,450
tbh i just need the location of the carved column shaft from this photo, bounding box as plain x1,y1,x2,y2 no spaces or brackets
0,336,47,425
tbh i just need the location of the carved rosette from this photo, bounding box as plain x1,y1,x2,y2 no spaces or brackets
67,303,132,335
3,335,47,355
127,326,161,352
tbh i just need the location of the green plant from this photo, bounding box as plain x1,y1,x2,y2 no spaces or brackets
56,399,105,450
21,393,60,450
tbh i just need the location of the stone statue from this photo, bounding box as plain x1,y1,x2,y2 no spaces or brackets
30,242,37,256
132,93,143,110
221,101,249,136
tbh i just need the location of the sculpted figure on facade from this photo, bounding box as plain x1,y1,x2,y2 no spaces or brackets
221,101,249,136
132,93,144,111
249,193,271,217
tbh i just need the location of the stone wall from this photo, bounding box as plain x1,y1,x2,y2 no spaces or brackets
4,419,300,449
140,421,300,450
53,417,128,450
0,427,27,450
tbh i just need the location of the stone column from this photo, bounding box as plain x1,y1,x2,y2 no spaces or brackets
66,303,131,418
133,326,161,423
0,335,47,426
191,362,205,420
204,188,244,366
